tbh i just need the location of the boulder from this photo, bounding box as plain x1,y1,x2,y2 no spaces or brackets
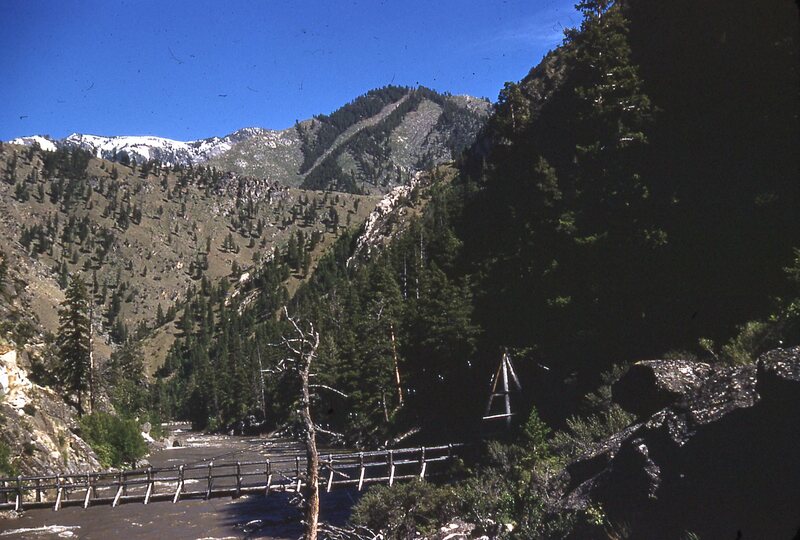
611,359,712,418
560,347,800,539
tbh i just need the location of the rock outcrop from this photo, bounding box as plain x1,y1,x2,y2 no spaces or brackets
0,347,101,477
560,347,800,539
611,359,713,418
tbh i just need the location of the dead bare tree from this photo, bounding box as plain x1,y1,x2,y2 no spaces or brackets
271,306,346,540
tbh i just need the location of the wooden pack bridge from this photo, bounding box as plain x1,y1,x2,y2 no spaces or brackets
0,444,463,512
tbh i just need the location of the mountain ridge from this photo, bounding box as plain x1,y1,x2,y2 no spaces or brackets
9,87,491,194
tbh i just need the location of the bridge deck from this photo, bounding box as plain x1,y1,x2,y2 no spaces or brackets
0,444,463,511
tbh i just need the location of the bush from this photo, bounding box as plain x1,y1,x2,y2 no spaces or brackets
0,250,7,284
551,405,634,460
79,412,147,468
0,441,17,476
351,481,457,539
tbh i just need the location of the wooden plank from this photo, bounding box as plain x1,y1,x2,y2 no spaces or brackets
482,412,514,420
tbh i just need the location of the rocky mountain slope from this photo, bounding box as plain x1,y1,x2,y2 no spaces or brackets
9,86,490,195
0,255,102,477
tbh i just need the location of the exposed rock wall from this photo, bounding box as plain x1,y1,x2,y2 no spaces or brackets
0,347,100,477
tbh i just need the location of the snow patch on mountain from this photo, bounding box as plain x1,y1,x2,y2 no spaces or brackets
62,132,238,165
8,135,58,152
8,128,289,168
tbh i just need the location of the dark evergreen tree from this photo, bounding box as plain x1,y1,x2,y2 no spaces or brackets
57,276,92,415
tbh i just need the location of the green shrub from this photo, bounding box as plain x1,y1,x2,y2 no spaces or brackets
351,481,457,538
455,465,518,535
0,441,17,476
79,412,147,468
721,320,774,364
551,405,634,460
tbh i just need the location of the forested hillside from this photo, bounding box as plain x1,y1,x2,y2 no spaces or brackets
299,86,490,193
152,0,798,441
453,0,799,419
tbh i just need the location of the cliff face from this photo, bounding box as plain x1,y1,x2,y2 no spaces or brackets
560,347,800,539
0,347,100,477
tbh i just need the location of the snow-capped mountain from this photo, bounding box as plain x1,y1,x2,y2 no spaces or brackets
8,87,490,193
10,128,280,167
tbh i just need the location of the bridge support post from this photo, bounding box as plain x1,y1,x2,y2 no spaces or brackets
357,453,365,491
173,465,184,504
112,475,124,508
35,478,42,503
234,462,241,498
264,460,272,496
326,454,334,493
206,462,213,500
54,476,63,511
83,473,93,509
419,447,427,480
295,456,301,492
388,450,395,487
144,467,154,504
14,476,22,512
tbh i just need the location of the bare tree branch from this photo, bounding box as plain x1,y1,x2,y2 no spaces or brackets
313,424,345,440
309,384,349,398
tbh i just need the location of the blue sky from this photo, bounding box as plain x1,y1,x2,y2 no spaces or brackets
1,0,579,141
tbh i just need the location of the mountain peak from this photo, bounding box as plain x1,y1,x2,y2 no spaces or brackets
7,86,490,193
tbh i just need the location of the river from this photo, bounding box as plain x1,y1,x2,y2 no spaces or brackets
0,427,360,539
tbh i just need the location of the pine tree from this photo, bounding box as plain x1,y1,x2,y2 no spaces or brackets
57,276,92,415
156,303,165,327
0,250,7,284
108,340,147,414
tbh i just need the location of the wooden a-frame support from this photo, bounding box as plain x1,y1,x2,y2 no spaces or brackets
482,350,522,427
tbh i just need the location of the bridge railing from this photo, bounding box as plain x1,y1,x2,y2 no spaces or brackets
0,444,464,511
